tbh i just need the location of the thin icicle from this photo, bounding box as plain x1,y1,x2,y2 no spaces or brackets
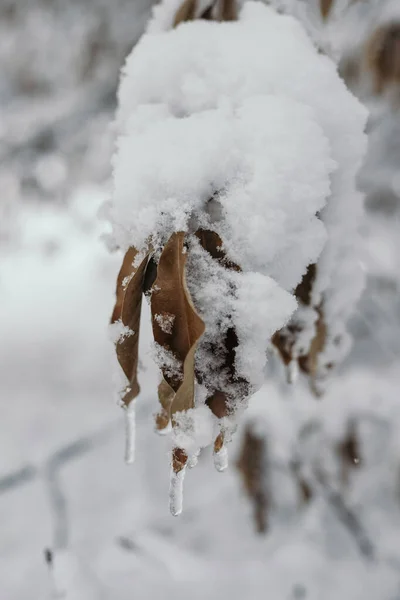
124,402,136,464
169,467,186,516
213,445,229,472
287,359,299,384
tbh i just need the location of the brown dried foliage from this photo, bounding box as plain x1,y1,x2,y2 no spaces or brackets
110,228,246,467
320,0,334,20
236,424,269,533
272,264,327,394
151,232,205,419
367,23,400,96
112,250,150,406
174,0,237,26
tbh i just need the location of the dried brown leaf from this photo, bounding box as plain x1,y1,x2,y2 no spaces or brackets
320,0,334,19
215,0,237,22
172,447,188,473
173,0,197,26
272,263,328,395
236,425,269,533
367,24,400,95
111,247,138,324
151,232,205,414
115,251,150,406
299,308,327,382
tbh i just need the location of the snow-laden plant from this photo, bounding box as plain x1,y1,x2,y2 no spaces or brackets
106,0,366,514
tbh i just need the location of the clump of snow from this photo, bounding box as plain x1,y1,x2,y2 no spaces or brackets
185,239,296,402
109,320,134,344
172,405,216,455
108,0,367,474
154,312,175,334
151,342,183,382
213,445,229,472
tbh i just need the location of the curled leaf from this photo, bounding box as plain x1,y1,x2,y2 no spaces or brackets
111,247,138,324
114,250,151,406
151,232,205,415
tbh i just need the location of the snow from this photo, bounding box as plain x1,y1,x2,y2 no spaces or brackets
213,445,229,472
172,406,216,455
154,312,175,335
1,1,400,599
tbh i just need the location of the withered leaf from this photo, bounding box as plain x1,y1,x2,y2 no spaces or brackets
236,425,269,533
172,447,188,473
272,263,327,395
206,390,230,419
173,0,197,26
215,0,237,22
151,232,205,414
299,308,327,383
173,0,237,27
196,229,241,271
111,247,138,324
155,378,175,431
320,0,334,19
115,251,150,406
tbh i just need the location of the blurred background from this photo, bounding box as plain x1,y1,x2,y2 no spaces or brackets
1,1,400,599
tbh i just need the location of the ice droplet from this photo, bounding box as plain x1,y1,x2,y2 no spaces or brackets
124,403,136,464
169,467,186,516
213,445,228,472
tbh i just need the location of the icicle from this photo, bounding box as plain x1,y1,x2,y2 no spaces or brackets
124,402,136,464
169,467,186,516
169,448,188,516
188,448,200,469
287,359,299,385
213,445,228,472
